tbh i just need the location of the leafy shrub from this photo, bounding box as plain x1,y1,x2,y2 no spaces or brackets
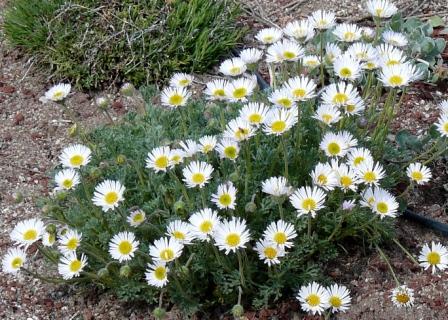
3,0,245,88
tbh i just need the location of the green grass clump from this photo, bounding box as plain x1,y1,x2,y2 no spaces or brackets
3,0,245,88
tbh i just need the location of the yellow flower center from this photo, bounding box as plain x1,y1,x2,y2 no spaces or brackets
375,8,383,16
52,91,64,100
263,246,278,259
306,60,318,67
155,156,169,169
172,231,185,240
62,179,73,189
202,145,213,153
395,293,410,304
69,259,82,273
168,94,183,106
364,171,377,183
332,93,348,104
248,113,262,124
70,155,84,167
235,127,250,140
302,198,317,211
443,123,448,133
224,146,238,159
356,52,367,60
219,194,232,206
346,104,355,113
340,67,352,78
225,233,241,247
367,196,375,206
271,120,287,133
340,176,352,188
171,154,181,164
273,232,287,244
329,296,342,308
327,142,341,155
353,156,365,166
11,257,23,269
293,88,306,99
318,19,328,27
263,35,274,42
66,238,79,251
179,79,190,86
322,114,333,124
376,201,389,214
230,66,241,75
317,174,328,185
427,251,441,265
343,32,355,41
233,88,247,99
104,192,119,205
277,98,292,108
154,266,167,280
199,221,213,233
118,240,133,255
133,213,144,223
306,294,321,307
192,173,205,185
23,229,37,241
283,51,296,59
213,89,225,97
366,61,376,69
160,248,175,261
411,171,423,181
386,60,400,66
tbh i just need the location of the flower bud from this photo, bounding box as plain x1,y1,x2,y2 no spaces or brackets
357,116,368,129
96,97,110,110
56,191,68,201
68,123,78,137
45,224,57,234
41,204,52,214
89,167,102,179
119,265,132,278
232,304,244,318
120,83,135,97
153,307,167,320
13,191,24,203
229,171,239,183
116,154,127,165
174,200,186,213
245,201,256,213
97,267,110,279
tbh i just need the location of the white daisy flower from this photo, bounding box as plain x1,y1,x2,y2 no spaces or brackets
391,285,414,308
346,42,377,62
342,199,357,211
308,10,336,30
284,19,315,42
161,87,191,108
344,96,366,116
363,58,381,71
146,146,171,173
92,180,125,212
320,131,356,158
211,182,237,210
361,27,376,40
224,118,255,142
109,232,139,262
347,148,373,168
224,77,257,102
42,232,56,247
269,88,296,109
219,58,247,77
127,208,146,227
2,247,27,274
366,0,398,18
406,163,432,185
355,159,385,186
360,187,377,208
166,220,195,244
435,113,448,137
284,75,316,101
145,262,169,288
213,217,251,254
263,220,297,249
204,79,229,101
321,82,360,106
263,107,298,136
302,55,321,69
239,48,263,65
290,186,326,218
179,139,200,158
310,162,338,191
59,144,92,169
380,48,407,67
182,161,214,188
216,138,240,161
383,30,408,47
313,104,341,126
379,64,417,88
189,208,220,241
334,163,360,192
371,187,399,218
325,43,342,63
57,252,87,280
333,24,362,43
44,83,71,102
255,238,285,266
418,241,448,274
169,73,194,88
58,229,82,255
297,282,330,315
262,176,292,197
169,148,186,167
439,100,448,114
54,168,80,191
199,135,217,154
149,237,183,263
266,39,305,63
239,102,270,126
326,284,351,313
255,27,283,44
333,55,363,81
10,218,45,248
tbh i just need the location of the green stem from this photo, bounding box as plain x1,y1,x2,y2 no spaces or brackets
376,245,400,286
319,31,325,88
392,238,420,266
307,214,312,238
200,187,207,208
169,170,192,210
281,135,289,179
236,250,246,288
22,267,67,284
277,199,284,220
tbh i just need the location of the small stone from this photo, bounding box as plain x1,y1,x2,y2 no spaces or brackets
14,112,25,125
0,85,16,94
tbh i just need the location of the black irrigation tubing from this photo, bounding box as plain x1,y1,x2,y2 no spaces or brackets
231,48,448,236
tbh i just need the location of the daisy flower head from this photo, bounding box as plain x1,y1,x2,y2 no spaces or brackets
361,27,376,40
346,42,377,62
92,180,125,212
109,232,139,262
255,27,283,44
263,107,298,136
342,199,357,211
297,282,330,315
211,181,237,210
371,187,399,218
127,208,146,227
325,43,342,63
380,48,407,68
439,100,448,114
290,186,326,218
182,161,214,188
2,247,27,274
149,237,183,263
326,284,351,313
204,79,229,101
225,76,257,102
145,262,169,288
224,117,255,142
42,232,56,247
146,146,171,173
57,252,87,280
284,75,316,101
169,148,185,167
179,139,200,158
383,30,408,47
379,64,417,88
309,10,336,30
406,162,432,185
255,238,285,266
269,88,296,109
54,168,80,191
310,162,338,191
322,82,360,107
219,58,247,77
239,102,270,126
239,48,263,65
435,113,448,137
266,39,305,63
320,131,355,158
284,19,315,42
166,220,195,244
216,138,240,161
59,144,92,169
169,73,194,88
344,96,366,116
262,176,292,197
213,217,250,254
199,135,217,154
10,218,45,248
58,229,82,255
333,55,362,81
313,104,341,126
363,58,381,70
333,23,362,43
391,285,414,308
263,219,297,248
44,83,71,102
355,159,385,186
334,163,360,192
347,147,373,168
366,0,398,18
189,208,220,241
161,86,191,108
360,187,376,208
302,55,321,69
418,241,448,274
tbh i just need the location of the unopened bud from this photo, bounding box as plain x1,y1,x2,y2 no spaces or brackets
13,191,24,203
174,200,186,213
153,307,167,319
232,304,244,318
45,224,57,234
229,172,239,183
97,267,109,279
96,97,110,110
245,202,256,213
56,191,68,201
119,265,132,278
116,154,127,165
120,83,135,97
68,123,78,137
